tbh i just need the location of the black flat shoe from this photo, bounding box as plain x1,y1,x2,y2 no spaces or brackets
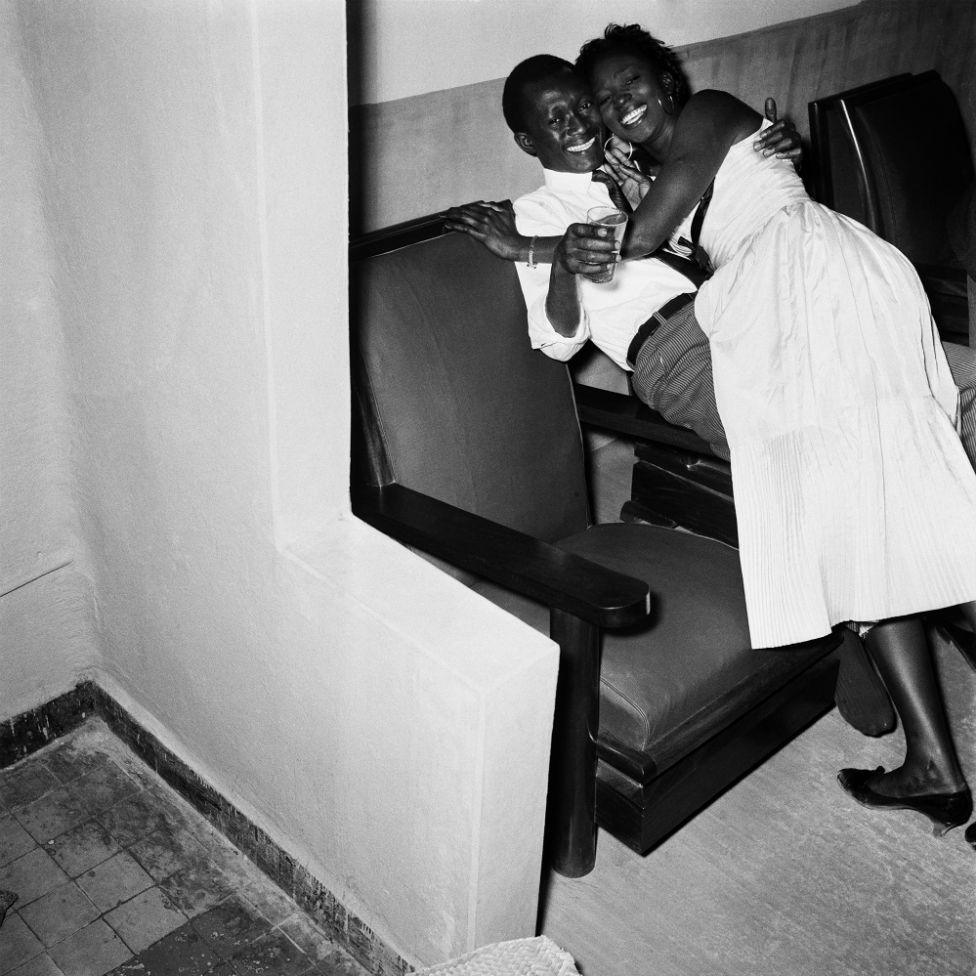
838,766,973,837
965,822,976,851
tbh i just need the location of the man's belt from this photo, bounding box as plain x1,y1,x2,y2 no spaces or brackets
626,292,696,369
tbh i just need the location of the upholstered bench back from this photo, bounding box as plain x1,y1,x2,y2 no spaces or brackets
352,228,590,543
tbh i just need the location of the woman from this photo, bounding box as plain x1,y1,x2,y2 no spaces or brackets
577,24,976,839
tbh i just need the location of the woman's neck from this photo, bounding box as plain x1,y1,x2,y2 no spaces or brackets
640,114,677,163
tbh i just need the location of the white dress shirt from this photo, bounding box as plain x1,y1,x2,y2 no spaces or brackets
513,168,696,371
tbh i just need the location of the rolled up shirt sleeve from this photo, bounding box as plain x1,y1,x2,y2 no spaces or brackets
513,197,590,362
515,263,590,361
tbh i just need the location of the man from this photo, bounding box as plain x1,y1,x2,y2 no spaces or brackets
446,55,976,467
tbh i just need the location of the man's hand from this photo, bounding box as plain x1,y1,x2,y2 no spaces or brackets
443,200,526,261
555,223,619,280
753,97,802,163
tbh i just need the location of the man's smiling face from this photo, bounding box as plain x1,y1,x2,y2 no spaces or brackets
515,69,605,174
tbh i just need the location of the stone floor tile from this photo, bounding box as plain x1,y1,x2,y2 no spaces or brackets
43,743,107,787
228,929,314,976
103,886,186,954
0,766,61,812
107,760,159,795
0,814,38,867
188,896,270,961
48,822,121,879
175,819,241,869
7,953,66,976
14,785,90,844
307,949,369,976
158,862,234,920
18,882,100,948
136,783,199,835
95,795,172,850
127,826,203,884
0,849,71,908
48,920,131,976
0,913,47,975
275,914,366,974
237,877,296,927
66,764,141,817
132,920,222,975
102,964,148,976
206,964,236,976
76,852,153,913
273,914,330,962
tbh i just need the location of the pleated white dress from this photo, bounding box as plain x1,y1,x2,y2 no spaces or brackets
690,122,976,648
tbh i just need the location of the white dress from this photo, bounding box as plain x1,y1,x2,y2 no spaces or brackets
689,122,976,648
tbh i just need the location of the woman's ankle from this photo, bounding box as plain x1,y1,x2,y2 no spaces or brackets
873,758,967,796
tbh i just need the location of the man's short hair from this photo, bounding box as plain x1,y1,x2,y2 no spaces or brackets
502,55,575,133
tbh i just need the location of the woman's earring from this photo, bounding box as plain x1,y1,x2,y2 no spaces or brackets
604,136,634,160
658,75,678,115
656,92,676,115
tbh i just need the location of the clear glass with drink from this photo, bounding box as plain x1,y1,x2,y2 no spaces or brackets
586,205,628,283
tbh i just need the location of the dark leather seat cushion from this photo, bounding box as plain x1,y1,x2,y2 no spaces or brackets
471,522,828,774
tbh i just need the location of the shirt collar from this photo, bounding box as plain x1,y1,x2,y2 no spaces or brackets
541,167,608,193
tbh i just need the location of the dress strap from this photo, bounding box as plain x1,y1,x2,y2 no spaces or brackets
688,179,715,276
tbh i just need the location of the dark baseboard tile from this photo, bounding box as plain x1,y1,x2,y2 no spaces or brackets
0,681,412,976
0,682,100,768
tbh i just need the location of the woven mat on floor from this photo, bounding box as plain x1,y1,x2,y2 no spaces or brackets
414,936,580,976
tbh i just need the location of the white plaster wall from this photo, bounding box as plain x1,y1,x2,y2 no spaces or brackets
1,5,100,717
7,0,558,965
350,0,862,105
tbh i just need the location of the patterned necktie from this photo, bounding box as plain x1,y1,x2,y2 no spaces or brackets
591,169,632,214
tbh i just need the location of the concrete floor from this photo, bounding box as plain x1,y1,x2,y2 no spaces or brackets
540,436,976,976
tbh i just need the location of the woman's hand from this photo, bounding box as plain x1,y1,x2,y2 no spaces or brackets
603,144,652,210
443,200,526,261
753,97,802,162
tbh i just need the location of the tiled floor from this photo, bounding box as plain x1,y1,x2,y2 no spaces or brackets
0,721,370,976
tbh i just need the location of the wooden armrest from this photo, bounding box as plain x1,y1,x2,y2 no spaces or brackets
350,212,450,261
574,383,715,456
352,483,650,629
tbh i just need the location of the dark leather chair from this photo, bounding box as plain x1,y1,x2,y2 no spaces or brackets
808,71,974,345
350,216,842,878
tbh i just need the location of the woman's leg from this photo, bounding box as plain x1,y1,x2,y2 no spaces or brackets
861,616,966,795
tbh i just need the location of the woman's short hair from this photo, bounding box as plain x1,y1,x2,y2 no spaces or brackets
576,24,689,108
502,55,575,133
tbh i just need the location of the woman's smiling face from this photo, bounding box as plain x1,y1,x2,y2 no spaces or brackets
589,52,669,145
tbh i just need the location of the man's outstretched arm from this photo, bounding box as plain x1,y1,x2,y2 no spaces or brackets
443,200,559,263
